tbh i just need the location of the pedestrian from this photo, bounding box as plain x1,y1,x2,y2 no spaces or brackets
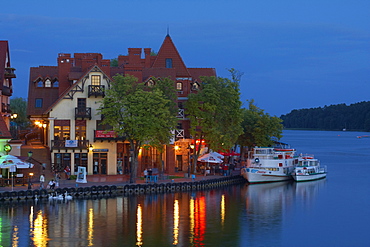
48,179,56,190
39,174,45,189
64,165,71,180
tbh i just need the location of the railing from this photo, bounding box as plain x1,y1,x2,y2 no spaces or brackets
75,107,91,120
4,67,16,78
51,140,89,150
177,108,184,118
88,85,105,98
1,103,11,113
2,85,12,96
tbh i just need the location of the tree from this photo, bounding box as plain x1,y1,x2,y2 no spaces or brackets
10,97,30,129
98,74,178,183
186,74,243,172
237,100,283,156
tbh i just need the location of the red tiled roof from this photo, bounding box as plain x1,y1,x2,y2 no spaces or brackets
0,115,12,139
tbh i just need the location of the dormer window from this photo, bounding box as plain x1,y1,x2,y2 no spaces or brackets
53,80,59,87
91,75,101,85
191,81,200,91
147,79,155,87
45,79,51,87
37,80,43,87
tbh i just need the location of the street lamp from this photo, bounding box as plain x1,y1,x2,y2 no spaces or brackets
28,172,34,189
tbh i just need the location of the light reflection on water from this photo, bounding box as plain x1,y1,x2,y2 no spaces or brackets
2,130,370,246
1,182,324,247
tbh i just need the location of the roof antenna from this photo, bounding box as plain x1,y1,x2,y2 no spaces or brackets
167,26,170,36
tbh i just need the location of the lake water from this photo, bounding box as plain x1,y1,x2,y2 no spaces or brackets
1,130,370,247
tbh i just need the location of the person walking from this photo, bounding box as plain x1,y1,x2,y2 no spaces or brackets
64,165,71,180
39,174,45,189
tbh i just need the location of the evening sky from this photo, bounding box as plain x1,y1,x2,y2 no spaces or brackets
1,0,369,116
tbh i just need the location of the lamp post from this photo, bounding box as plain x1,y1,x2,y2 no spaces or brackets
28,172,34,189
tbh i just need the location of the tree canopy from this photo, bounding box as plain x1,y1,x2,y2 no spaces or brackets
185,74,243,171
280,101,370,131
237,100,283,152
98,75,178,182
10,97,30,129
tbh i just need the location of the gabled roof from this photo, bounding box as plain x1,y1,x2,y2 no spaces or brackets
43,64,112,114
152,35,191,77
0,115,12,139
0,41,12,91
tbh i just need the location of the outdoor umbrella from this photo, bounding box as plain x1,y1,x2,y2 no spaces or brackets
0,155,34,169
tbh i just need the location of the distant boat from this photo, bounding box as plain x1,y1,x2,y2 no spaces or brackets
357,135,370,138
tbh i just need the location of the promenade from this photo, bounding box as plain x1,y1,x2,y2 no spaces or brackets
0,170,243,192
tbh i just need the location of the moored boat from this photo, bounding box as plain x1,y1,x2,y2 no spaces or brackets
291,155,327,182
241,145,298,183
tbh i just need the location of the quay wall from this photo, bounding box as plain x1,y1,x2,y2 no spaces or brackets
0,175,246,201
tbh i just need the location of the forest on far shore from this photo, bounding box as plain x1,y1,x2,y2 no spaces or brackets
280,101,370,131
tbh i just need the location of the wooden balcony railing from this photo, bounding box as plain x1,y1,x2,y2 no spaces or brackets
4,67,16,78
88,85,105,98
75,107,91,120
51,140,89,150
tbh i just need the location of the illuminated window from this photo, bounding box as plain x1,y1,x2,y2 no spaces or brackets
91,75,101,85
176,82,182,90
45,79,51,87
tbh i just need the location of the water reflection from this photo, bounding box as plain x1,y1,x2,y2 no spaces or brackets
0,180,326,246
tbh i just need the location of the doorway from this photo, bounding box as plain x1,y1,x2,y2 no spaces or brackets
93,153,107,175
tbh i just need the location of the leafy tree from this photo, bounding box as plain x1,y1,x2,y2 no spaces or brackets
10,97,30,129
186,74,243,172
237,100,283,156
98,75,178,183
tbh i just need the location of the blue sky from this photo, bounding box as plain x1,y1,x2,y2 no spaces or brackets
2,0,369,117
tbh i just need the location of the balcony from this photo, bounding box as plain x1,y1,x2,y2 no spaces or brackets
1,103,11,113
177,108,185,118
75,107,91,120
88,85,105,98
4,68,16,78
175,129,184,140
2,86,12,96
94,130,125,142
51,140,89,151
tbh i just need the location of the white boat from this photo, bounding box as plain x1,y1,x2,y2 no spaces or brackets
241,146,298,183
291,155,327,182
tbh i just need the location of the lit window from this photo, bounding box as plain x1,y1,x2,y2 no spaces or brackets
166,58,172,68
35,98,43,108
176,82,182,90
91,75,101,85
45,79,51,87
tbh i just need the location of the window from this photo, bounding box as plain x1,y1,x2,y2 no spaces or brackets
53,80,59,87
54,120,70,140
37,80,43,87
45,79,51,87
165,58,173,68
74,153,88,173
35,98,43,108
91,75,101,85
176,82,182,90
75,120,86,140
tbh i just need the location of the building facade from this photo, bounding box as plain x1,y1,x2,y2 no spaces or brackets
0,41,16,158
27,35,216,176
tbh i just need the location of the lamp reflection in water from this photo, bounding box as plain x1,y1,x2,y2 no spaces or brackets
173,200,179,245
189,197,195,244
221,194,226,227
136,204,143,246
29,206,49,246
88,208,94,246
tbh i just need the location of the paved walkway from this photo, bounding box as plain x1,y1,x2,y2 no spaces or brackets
0,170,242,192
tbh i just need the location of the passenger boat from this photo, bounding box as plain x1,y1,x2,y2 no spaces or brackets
241,145,298,183
291,155,327,182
